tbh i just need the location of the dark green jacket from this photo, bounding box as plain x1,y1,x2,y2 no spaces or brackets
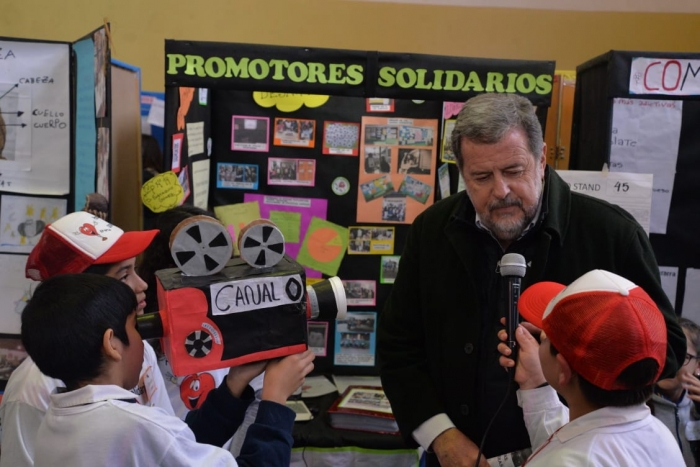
378,167,685,455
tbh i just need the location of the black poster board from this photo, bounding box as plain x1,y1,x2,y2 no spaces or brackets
570,50,700,314
164,39,555,375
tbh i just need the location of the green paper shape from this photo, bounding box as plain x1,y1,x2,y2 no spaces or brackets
269,210,301,243
297,217,349,276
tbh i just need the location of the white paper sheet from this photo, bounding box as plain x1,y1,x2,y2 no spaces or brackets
658,266,679,309
630,58,700,96
186,122,205,157
147,97,165,128
610,98,682,234
301,375,338,398
0,254,34,334
0,40,71,194
683,268,700,323
192,159,210,210
556,170,653,234
331,374,382,395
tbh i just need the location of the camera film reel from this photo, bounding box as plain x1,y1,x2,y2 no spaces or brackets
169,216,233,276
238,219,286,268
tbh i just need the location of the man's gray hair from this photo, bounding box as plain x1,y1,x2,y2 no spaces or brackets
450,93,544,167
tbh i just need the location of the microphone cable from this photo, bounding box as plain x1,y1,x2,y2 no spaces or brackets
473,365,515,467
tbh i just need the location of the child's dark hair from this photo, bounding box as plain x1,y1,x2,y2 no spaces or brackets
549,342,656,406
138,205,215,314
21,274,137,390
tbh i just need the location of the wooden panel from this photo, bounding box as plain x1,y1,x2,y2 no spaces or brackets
110,65,142,232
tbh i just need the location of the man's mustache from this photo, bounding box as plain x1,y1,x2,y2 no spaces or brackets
488,197,522,212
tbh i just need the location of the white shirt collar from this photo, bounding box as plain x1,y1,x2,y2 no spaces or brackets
555,404,651,443
50,384,139,408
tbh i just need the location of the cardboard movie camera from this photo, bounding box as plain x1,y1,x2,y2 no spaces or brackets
138,216,347,376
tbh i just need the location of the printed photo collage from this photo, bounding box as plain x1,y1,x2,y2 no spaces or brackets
356,117,439,225
218,115,362,191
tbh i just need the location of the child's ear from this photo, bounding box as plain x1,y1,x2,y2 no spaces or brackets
556,353,573,386
102,329,122,362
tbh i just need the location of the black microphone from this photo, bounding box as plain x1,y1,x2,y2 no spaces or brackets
499,253,527,374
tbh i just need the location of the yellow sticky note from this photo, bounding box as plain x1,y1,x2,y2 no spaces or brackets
141,171,184,213
214,202,261,255
253,92,329,112
269,210,301,243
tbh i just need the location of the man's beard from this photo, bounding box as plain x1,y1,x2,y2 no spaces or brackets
476,194,541,243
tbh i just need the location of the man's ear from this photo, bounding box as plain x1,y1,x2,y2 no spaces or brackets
539,142,548,171
102,329,122,362
556,353,573,386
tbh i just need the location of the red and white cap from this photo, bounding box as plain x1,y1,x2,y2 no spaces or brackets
518,269,667,391
26,211,158,281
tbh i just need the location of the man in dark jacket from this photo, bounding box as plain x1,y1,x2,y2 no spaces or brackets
377,93,685,467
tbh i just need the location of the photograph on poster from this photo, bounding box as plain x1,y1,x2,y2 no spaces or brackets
348,226,394,254
357,117,438,224
380,256,400,284
342,280,377,306
0,335,29,386
359,175,394,202
334,311,377,367
441,119,457,163
0,195,67,254
397,148,432,175
217,162,259,190
366,98,395,113
399,175,432,204
273,118,316,148
268,158,316,187
382,196,406,223
231,115,269,152
177,166,191,202
96,127,110,200
307,321,328,357
399,126,434,146
364,125,399,145
171,133,184,172
323,121,360,156
364,147,391,174
438,163,451,199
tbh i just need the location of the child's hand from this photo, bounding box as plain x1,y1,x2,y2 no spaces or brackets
225,360,268,398
497,321,546,390
261,350,315,404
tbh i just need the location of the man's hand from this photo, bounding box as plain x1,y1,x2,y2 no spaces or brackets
497,323,546,390
261,349,315,404
432,428,489,467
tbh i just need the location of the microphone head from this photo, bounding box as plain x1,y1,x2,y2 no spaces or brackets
500,253,526,278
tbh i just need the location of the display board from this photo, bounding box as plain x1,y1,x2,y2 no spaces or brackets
164,39,555,375
570,50,700,317
0,27,110,342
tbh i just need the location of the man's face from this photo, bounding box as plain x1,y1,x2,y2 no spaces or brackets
460,127,546,244
104,257,149,315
